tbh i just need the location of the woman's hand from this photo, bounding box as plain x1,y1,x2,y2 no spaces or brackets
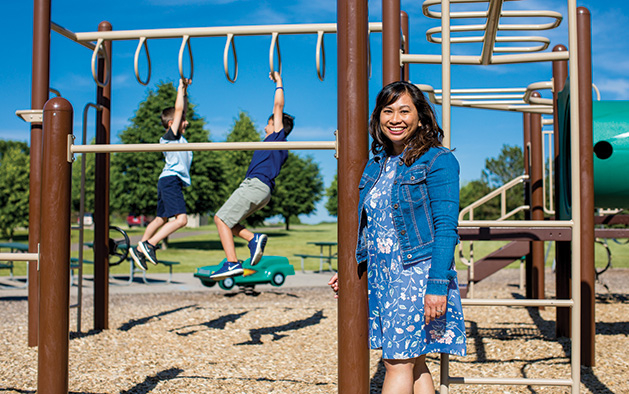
328,273,339,299
424,294,447,325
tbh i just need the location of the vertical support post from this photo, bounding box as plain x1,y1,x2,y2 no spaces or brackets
552,44,571,337
523,112,533,299
567,0,582,388
383,0,401,85
38,97,73,394
577,7,595,367
28,0,51,347
94,21,112,330
441,0,452,148
530,97,545,303
337,0,370,393
400,11,410,81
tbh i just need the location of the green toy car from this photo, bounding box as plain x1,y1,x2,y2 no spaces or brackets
194,256,295,291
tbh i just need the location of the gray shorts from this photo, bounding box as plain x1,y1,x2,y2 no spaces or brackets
216,178,271,228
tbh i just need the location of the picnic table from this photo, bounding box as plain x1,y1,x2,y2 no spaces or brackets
76,241,179,285
294,241,337,273
0,242,29,288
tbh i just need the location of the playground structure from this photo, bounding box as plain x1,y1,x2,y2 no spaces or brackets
4,0,628,393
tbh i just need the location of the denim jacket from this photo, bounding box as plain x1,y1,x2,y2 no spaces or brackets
355,146,460,296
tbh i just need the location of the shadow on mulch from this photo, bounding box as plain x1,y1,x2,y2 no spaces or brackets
236,310,327,345
118,305,198,332
169,311,249,336
120,367,183,394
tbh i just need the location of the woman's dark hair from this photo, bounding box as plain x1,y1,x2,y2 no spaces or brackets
368,81,443,165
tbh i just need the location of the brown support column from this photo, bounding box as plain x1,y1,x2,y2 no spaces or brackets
577,7,595,367
337,0,370,392
400,11,410,82
382,0,401,85
38,97,73,394
552,44,571,337
530,94,545,303
523,112,533,299
28,0,51,347
94,21,112,330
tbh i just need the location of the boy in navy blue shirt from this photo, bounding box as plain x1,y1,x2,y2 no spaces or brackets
211,72,294,280
130,79,192,270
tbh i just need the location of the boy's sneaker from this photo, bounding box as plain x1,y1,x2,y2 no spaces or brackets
248,233,268,266
210,261,244,280
130,246,148,271
138,241,158,266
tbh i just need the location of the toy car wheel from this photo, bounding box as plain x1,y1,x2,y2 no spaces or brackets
219,277,235,290
200,280,216,288
271,272,285,287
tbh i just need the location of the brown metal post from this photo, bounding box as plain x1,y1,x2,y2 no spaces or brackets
28,0,51,347
94,21,112,330
38,97,73,394
552,44,571,337
523,112,533,299
577,7,595,367
337,0,370,392
400,11,410,82
383,0,401,85
530,93,545,303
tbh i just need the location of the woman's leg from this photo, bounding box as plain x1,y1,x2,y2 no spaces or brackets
412,355,435,394
382,359,415,394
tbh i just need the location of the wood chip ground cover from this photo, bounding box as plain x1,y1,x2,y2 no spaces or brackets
1,269,627,393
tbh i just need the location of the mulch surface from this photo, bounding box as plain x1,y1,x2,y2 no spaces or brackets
1,268,628,393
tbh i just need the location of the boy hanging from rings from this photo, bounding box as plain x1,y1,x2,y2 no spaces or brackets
130,78,192,270
210,71,294,280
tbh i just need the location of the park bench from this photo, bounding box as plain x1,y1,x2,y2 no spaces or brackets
70,255,180,285
293,253,337,273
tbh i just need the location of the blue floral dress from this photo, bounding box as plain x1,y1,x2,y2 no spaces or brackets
365,154,466,360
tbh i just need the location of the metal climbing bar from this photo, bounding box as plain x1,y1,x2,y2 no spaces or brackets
417,84,554,114
68,140,337,163
403,0,568,66
52,22,384,84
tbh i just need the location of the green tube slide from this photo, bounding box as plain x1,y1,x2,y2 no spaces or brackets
593,101,629,209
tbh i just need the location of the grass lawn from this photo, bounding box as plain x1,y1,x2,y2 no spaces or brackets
2,222,628,279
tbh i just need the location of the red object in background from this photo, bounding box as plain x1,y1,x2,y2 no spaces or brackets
126,214,152,227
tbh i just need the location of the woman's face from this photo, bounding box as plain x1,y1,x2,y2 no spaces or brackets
379,93,421,155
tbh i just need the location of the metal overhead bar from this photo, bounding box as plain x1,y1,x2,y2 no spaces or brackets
51,22,384,85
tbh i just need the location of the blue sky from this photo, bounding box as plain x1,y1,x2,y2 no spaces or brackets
2,0,628,224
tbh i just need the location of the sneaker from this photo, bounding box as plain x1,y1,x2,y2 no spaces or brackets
210,261,244,280
139,241,158,265
130,246,147,271
248,233,268,266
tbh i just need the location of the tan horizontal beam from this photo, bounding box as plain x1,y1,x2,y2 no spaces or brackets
449,377,573,386
70,141,337,155
462,298,574,307
459,220,573,228
0,253,39,261
58,22,383,42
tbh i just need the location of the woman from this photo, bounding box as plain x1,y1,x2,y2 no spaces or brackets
329,81,466,393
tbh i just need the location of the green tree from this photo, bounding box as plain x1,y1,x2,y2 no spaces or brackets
110,81,226,217
460,144,525,220
482,144,524,188
267,153,324,230
0,145,30,239
325,172,338,217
